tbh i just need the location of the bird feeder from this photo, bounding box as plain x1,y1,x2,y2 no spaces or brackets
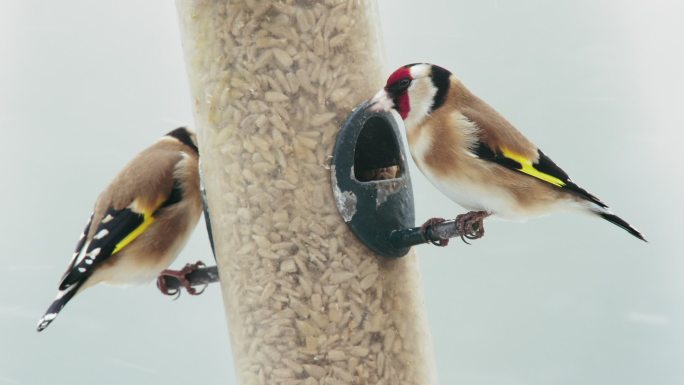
330,101,415,258
176,1,437,384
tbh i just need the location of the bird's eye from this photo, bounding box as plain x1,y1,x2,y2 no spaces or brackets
387,78,412,95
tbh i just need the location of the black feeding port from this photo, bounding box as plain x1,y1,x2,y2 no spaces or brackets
353,116,403,182
331,101,415,258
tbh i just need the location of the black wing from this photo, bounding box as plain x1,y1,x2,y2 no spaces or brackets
59,207,146,290
473,142,607,208
58,179,184,290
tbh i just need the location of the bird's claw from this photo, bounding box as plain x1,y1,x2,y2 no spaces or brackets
156,261,208,299
420,217,450,247
455,211,489,244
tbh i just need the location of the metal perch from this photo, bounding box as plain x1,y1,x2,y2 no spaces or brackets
390,219,481,248
157,217,480,296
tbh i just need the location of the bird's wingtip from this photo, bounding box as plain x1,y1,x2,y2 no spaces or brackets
36,283,81,333
36,312,57,332
598,212,647,242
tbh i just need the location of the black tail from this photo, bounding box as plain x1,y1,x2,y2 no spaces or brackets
599,212,647,242
36,281,83,332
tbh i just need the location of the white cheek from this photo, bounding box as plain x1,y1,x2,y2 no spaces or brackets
404,103,428,129
404,81,437,129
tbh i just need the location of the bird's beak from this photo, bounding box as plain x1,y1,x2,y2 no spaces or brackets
368,89,394,112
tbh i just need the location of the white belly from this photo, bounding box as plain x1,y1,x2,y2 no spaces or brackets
420,166,530,220
411,153,558,221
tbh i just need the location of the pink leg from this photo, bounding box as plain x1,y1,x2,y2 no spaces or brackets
156,261,207,299
455,211,490,243
420,217,449,247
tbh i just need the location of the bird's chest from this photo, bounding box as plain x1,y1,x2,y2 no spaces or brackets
413,156,492,211
407,125,522,217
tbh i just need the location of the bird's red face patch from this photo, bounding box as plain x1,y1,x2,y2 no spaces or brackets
386,67,411,89
384,66,413,120
395,92,410,120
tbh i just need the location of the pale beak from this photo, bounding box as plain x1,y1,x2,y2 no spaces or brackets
368,89,394,112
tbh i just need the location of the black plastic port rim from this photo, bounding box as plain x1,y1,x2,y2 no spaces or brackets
331,101,415,258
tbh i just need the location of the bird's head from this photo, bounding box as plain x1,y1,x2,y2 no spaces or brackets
165,127,199,154
369,63,452,129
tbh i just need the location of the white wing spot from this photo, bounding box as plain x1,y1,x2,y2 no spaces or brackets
90,248,101,258
74,240,91,265
102,214,114,224
84,258,93,265
55,284,77,299
43,313,57,321
94,229,109,240
78,267,86,273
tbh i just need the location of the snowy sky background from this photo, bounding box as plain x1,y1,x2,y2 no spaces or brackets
1,1,682,384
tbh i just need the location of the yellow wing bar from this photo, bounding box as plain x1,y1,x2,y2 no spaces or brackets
501,148,566,187
112,213,155,255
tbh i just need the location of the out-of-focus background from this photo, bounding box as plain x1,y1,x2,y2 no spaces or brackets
1,1,682,384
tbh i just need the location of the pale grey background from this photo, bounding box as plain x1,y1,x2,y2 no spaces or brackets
1,1,682,384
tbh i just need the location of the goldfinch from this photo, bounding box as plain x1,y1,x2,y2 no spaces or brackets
370,63,645,243
37,127,203,332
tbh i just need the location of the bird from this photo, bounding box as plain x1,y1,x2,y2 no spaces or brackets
37,127,205,332
369,63,645,244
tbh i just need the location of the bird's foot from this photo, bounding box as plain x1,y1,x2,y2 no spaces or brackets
156,261,207,299
455,211,489,243
420,217,449,247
